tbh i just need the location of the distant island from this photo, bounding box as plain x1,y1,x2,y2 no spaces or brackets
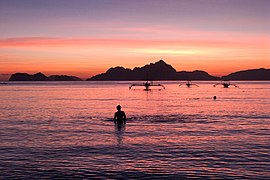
87,60,219,81
9,73,82,81
222,68,270,80
8,60,270,81
87,60,270,81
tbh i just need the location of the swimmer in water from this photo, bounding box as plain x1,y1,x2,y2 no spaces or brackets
114,105,126,124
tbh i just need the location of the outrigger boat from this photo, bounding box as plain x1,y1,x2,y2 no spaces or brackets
179,80,198,88
213,80,238,88
129,81,165,91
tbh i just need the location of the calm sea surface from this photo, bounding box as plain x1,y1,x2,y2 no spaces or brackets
0,81,269,179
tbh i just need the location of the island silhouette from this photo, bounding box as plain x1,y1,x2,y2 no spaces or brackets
221,68,270,80
87,60,219,81
9,73,82,81
87,60,269,81
7,60,270,81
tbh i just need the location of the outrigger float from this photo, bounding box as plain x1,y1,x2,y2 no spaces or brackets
213,80,239,88
179,80,199,88
129,81,165,91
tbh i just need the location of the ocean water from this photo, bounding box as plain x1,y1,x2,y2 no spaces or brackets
0,81,269,179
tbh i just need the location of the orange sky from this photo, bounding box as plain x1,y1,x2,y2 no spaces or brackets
0,35,269,79
0,0,269,80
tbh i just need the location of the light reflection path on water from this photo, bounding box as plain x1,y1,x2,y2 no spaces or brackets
114,124,126,147
0,81,269,179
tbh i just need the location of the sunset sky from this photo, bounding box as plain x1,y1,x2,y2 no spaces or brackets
0,0,269,80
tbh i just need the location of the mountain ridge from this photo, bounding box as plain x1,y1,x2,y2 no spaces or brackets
7,60,270,81
88,60,269,81
222,68,270,80
9,73,82,81
88,60,219,81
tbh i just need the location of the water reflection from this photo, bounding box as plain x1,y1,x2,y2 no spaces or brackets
114,124,125,146
1,82,269,179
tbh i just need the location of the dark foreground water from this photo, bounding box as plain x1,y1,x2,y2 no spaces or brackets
0,81,269,179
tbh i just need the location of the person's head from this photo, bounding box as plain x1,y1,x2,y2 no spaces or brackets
116,105,121,111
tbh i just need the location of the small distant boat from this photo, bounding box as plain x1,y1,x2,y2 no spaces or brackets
179,80,198,88
129,81,165,91
213,80,238,88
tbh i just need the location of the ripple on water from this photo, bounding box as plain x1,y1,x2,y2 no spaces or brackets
1,106,269,178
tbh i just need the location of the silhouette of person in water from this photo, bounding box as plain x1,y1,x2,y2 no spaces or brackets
114,105,126,125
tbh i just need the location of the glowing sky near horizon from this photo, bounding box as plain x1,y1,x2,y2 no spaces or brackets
0,0,269,79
